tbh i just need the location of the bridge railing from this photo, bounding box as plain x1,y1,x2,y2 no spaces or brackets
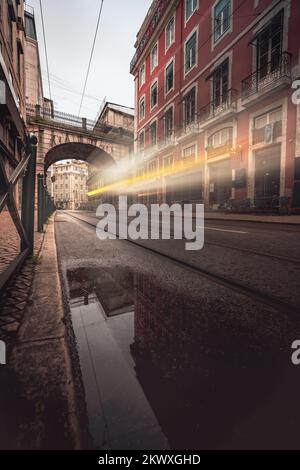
37,174,56,232
0,136,37,295
26,104,96,131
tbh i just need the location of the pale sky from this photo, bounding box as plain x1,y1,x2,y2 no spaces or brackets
28,0,152,119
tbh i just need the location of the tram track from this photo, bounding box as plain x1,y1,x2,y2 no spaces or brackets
204,240,300,265
62,210,300,317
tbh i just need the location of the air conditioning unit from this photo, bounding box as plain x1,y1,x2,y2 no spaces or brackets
264,123,274,145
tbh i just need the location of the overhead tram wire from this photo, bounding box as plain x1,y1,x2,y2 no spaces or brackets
39,0,52,101
78,0,105,117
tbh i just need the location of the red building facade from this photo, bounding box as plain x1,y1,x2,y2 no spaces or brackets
130,0,300,212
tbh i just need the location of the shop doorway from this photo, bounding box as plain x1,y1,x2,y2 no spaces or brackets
209,159,232,208
254,146,280,210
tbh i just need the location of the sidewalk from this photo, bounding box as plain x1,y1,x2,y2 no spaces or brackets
0,216,86,450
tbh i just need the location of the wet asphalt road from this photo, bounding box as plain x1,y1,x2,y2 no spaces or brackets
55,210,300,450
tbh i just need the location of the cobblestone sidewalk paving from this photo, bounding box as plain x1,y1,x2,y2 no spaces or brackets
0,211,44,346
0,210,21,275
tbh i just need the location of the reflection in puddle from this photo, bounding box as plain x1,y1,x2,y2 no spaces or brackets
67,265,298,450
68,267,134,317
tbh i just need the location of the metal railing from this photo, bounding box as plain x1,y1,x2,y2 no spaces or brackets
26,104,96,131
0,136,37,294
37,175,56,232
241,51,292,100
199,89,238,125
177,119,200,139
158,134,176,150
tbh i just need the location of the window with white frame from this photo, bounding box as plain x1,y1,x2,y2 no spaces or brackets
150,121,157,147
256,10,283,79
183,145,196,160
139,97,145,120
166,16,175,49
214,0,231,43
186,0,197,22
252,107,282,144
151,81,158,108
165,61,174,93
212,59,229,107
254,108,282,129
185,31,197,72
165,107,173,140
140,64,145,86
151,44,158,71
208,128,233,148
164,155,174,168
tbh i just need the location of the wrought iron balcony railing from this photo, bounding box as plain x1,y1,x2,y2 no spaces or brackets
199,88,238,125
177,119,200,139
241,51,292,100
158,134,176,150
26,103,96,130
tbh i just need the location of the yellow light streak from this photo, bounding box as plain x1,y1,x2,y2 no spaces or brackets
87,154,206,198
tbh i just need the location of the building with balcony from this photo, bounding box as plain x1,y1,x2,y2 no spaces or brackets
131,0,300,212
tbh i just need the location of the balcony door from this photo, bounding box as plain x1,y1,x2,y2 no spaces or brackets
209,159,232,207
213,59,229,108
254,146,281,208
257,10,283,80
184,87,196,127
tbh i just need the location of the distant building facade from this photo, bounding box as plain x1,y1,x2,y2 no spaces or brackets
130,0,300,213
87,101,134,208
51,160,88,210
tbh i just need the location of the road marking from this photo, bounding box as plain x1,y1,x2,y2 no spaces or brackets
197,226,248,234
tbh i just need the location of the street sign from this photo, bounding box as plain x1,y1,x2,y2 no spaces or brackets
0,80,6,105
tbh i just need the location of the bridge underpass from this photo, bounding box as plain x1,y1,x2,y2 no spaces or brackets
26,103,133,176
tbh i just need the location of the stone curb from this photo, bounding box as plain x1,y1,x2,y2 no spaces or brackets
5,215,82,450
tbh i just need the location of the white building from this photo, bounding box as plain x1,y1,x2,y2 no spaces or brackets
51,160,89,210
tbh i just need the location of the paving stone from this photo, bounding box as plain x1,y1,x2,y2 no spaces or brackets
1,322,20,335
0,219,45,345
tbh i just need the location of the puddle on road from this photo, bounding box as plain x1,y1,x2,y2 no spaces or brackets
66,265,299,450
68,267,134,317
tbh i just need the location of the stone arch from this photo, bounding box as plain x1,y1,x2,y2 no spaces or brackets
44,142,116,172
